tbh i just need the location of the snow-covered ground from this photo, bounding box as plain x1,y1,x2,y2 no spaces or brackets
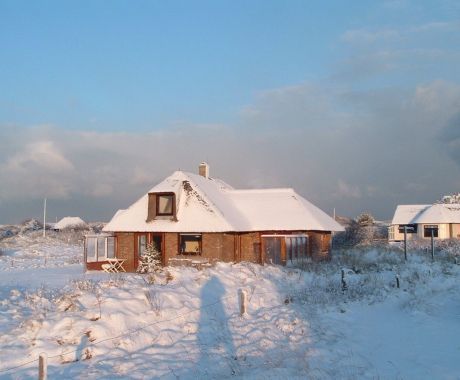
0,232,459,379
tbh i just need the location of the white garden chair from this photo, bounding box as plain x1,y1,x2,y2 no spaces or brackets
101,263,115,273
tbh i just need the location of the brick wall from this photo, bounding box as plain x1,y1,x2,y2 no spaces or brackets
201,233,236,262
116,232,135,271
164,232,179,265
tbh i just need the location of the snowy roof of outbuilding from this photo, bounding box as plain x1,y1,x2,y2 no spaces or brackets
391,204,460,225
54,216,87,230
103,171,344,233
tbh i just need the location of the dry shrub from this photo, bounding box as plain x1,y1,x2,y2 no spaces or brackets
165,270,174,284
145,289,162,315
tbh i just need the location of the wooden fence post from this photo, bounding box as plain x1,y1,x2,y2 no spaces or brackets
239,289,247,316
341,269,348,291
39,352,47,380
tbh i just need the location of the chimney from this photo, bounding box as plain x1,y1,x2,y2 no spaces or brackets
199,162,209,179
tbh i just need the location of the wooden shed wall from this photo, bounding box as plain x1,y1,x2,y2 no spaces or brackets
240,232,262,263
307,231,331,261
452,224,460,239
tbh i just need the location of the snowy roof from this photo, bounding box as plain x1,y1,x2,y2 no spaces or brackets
391,204,460,225
391,205,430,225
54,216,87,230
103,171,344,233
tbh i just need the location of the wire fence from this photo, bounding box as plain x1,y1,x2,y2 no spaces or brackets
0,287,286,375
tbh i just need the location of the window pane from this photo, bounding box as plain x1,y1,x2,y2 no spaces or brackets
285,238,292,262
292,238,298,260
263,237,282,265
424,225,438,238
180,234,202,255
300,237,306,258
138,235,147,257
152,235,162,252
97,237,106,261
158,195,173,214
107,237,115,258
86,238,97,262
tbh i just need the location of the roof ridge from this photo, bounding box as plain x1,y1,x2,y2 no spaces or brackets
228,187,294,194
182,172,238,230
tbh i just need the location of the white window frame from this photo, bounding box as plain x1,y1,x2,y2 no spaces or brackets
85,235,115,263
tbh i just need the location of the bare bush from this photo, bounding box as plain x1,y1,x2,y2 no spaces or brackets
54,229,89,245
333,212,388,248
70,279,99,293
24,285,61,319
144,289,162,315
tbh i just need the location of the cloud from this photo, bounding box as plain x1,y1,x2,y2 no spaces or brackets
4,140,74,173
88,183,114,197
337,18,460,82
341,22,459,45
439,112,460,166
341,29,399,44
1,80,460,223
409,21,459,33
334,180,362,199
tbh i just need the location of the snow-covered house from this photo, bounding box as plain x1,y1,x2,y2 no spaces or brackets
388,204,460,242
86,163,343,271
54,216,87,231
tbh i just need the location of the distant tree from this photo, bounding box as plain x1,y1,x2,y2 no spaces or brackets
440,193,460,204
356,212,375,226
334,212,377,248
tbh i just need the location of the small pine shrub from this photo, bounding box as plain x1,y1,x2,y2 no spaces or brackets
138,243,162,273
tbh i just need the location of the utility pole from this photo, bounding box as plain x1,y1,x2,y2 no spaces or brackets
43,198,47,238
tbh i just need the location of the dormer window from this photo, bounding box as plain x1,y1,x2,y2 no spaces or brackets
156,193,175,216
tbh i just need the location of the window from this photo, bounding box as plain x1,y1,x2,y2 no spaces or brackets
85,235,115,262
152,235,162,252
180,234,202,255
424,225,438,238
86,237,97,262
284,235,308,263
97,238,106,261
156,193,174,216
107,237,115,259
137,234,147,258
388,226,394,240
398,224,417,234
286,238,292,261
300,236,308,256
